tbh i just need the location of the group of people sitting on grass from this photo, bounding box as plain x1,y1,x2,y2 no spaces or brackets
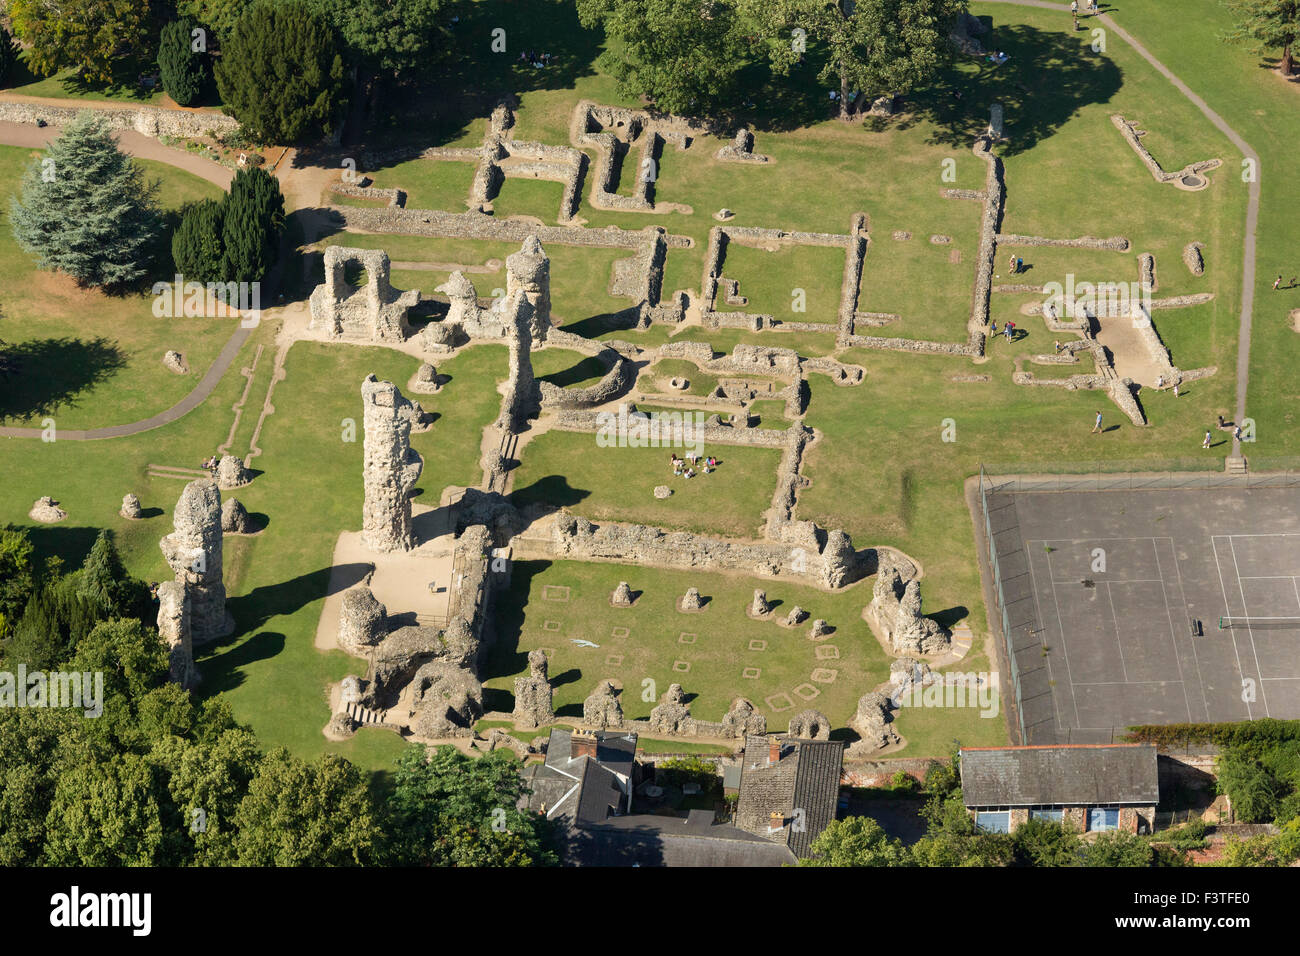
201,455,219,474
670,452,719,479
519,50,555,68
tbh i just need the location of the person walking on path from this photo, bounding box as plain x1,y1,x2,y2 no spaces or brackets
1071,0,1080,28
1091,410,1103,434
1234,424,1243,443
1089,0,1098,13
1203,430,1213,449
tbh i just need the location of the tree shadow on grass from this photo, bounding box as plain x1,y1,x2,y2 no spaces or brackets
904,22,1124,157
358,0,603,150
0,337,127,421
196,630,287,696
15,525,104,577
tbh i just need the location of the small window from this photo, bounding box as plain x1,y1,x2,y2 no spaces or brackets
1089,807,1120,831
976,810,1010,833
1030,808,1064,822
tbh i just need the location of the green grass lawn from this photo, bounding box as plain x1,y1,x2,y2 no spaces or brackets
6,0,1292,772
723,243,847,325
0,145,229,429
337,157,478,212
484,558,1005,753
510,430,780,539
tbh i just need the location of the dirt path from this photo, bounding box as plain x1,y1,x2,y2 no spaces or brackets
989,0,1260,458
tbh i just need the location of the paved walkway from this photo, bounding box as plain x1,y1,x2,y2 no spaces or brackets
989,0,1260,458
0,118,242,439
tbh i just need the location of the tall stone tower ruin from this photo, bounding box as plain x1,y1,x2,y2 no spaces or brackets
160,478,230,648
505,236,551,343
361,374,424,552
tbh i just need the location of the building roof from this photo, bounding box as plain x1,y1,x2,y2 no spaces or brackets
517,728,638,825
564,812,797,867
734,735,845,859
959,744,1160,808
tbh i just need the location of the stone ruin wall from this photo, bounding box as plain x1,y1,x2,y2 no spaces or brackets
0,100,241,139
548,513,870,591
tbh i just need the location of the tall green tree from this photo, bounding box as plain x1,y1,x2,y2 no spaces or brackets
0,528,36,641
1078,830,1158,867
1011,818,1080,867
749,0,967,120
385,745,557,866
231,749,379,865
178,0,248,42
8,0,161,85
1224,0,1300,76
9,112,161,289
214,1,348,143
76,529,144,619
577,0,751,117
1216,750,1283,822
318,0,451,77
802,816,914,866
43,752,168,866
172,198,227,281
0,26,20,88
157,17,210,106
220,165,285,283
157,728,263,865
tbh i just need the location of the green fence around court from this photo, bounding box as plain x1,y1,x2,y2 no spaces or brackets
980,457,1300,493
978,464,1028,744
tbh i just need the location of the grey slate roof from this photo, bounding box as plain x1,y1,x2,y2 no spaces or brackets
734,735,845,859
517,728,637,824
959,744,1159,807
565,814,797,867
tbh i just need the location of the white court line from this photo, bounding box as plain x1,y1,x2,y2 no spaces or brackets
1230,536,1272,717
1072,680,1185,686
1025,537,1067,733
1050,578,1167,584
1294,577,1300,613
1153,539,1194,723
1167,539,1209,721
1212,536,1253,719
1104,582,1130,684
1042,548,1083,729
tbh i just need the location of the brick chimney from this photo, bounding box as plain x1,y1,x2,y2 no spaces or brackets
768,739,782,766
768,811,784,833
571,729,598,760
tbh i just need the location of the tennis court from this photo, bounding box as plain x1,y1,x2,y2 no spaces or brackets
979,482,1300,743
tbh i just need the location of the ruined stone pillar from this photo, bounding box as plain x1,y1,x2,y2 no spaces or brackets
497,291,539,433
512,649,554,729
361,374,423,552
156,580,199,688
506,236,551,342
160,478,231,646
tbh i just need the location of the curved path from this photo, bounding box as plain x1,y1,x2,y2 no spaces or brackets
988,0,1260,457
0,117,247,440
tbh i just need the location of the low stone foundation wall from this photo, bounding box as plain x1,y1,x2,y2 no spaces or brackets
0,99,241,139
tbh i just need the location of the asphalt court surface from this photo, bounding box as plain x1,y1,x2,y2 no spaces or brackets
984,486,1300,743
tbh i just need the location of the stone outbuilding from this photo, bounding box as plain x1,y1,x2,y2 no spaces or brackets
959,744,1160,834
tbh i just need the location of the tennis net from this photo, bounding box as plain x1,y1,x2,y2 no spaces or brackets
1219,616,1300,630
